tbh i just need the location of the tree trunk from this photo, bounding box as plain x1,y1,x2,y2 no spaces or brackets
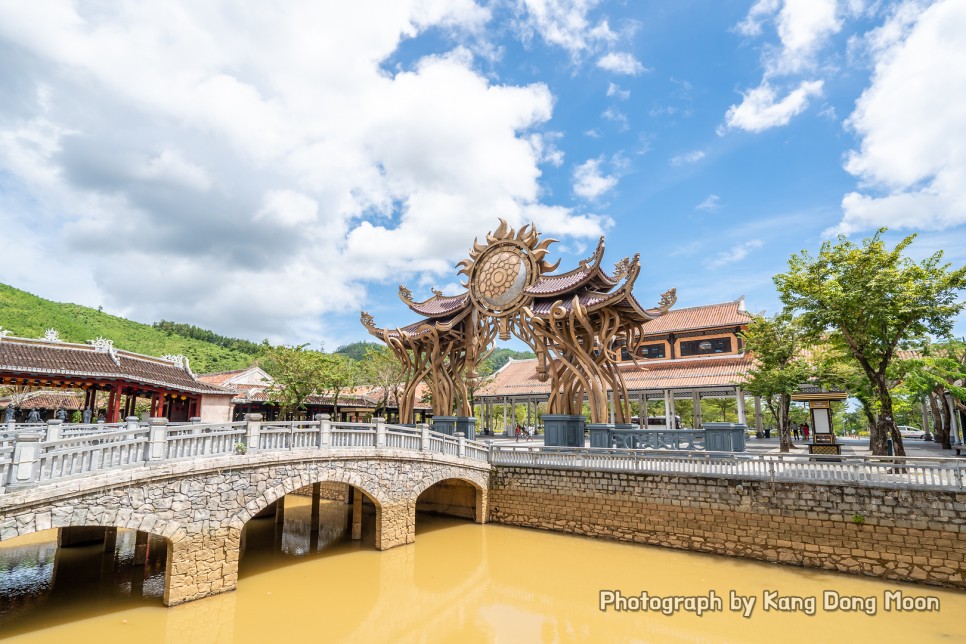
939,392,952,450
872,377,904,456
778,393,792,453
929,391,950,449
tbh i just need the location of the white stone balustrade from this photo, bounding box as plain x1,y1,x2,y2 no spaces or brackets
0,416,491,492
489,446,966,490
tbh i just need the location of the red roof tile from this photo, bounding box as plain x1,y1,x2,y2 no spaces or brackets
0,336,232,396
640,300,752,335
475,354,752,398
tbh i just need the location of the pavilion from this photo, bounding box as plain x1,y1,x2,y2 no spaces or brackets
0,332,233,422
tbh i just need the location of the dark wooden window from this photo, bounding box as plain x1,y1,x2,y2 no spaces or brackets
636,343,666,359
680,337,731,356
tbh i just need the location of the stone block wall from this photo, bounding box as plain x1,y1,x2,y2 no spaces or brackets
293,482,351,502
489,467,966,588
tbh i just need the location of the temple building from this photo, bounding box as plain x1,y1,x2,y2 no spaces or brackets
0,332,233,422
474,297,760,432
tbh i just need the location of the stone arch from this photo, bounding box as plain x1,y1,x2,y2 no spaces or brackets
230,466,392,532
414,474,488,525
0,499,186,545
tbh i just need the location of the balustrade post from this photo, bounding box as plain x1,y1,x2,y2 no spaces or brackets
245,413,263,451
315,414,331,448
45,419,63,442
458,433,466,458
418,423,430,451
11,432,44,484
147,417,169,461
126,416,139,432
375,417,386,448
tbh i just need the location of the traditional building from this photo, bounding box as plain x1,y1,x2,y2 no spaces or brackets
0,333,233,422
475,298,760,431
196,366,431,422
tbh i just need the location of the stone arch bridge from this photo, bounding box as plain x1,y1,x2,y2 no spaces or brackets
0,417,491,605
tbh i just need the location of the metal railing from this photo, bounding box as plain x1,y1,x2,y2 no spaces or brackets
0,417,490,493
489,446,966,490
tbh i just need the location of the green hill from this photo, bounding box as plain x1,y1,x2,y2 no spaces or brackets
0,283,258,373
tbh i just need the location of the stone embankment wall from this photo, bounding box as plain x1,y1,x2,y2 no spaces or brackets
489,467,966,588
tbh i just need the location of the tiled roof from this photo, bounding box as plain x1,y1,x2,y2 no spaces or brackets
234,384,432,410
234,387,377,407
475,354,753,398
0,390,86,410
530,289,651,321
640,300,752,335
196,369,248,386
407,293,470,317
620,355,754,390
525,267,593,296
0,336,233,396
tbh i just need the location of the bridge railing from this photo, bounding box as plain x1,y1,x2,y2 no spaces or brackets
0,415,490,492
489,446,966,490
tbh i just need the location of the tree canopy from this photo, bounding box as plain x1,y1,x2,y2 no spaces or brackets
774,230,966,455
739,312,812,452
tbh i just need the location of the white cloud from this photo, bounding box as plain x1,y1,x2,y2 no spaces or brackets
736,0,781,37
606,82,629,100
671,150,706,166
573,157,617,200
514,0,616,57
596,52,645,75
0,2,605,343
134,149,212,191
722,80,823,133
726,0,841,132
773,0,842,73
696,194,721,212
601,107,628,130
254,190,318,227
706,240,764,269
829,0,966,235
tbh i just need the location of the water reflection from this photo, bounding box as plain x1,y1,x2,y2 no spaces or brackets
0,527,168,632
1,501,964,643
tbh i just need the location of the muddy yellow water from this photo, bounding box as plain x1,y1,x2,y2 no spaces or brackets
1,495,963,643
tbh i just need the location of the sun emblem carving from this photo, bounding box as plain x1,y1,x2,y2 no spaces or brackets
457,219,558,316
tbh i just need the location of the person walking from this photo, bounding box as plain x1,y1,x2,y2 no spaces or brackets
802,423,810,441
515,424,521,442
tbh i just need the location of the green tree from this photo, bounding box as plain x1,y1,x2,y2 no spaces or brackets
320,353,358,420
903,339,966,449
739,313,812,452
775,230,966,456
259,344,329,418
360,346,410,418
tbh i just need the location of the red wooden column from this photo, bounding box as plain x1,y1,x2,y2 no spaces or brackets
107,382,123,422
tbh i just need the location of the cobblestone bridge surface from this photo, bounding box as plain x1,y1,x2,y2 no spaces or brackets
0,449,490,605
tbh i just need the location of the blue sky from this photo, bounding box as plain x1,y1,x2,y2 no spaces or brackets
0,1,963,349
